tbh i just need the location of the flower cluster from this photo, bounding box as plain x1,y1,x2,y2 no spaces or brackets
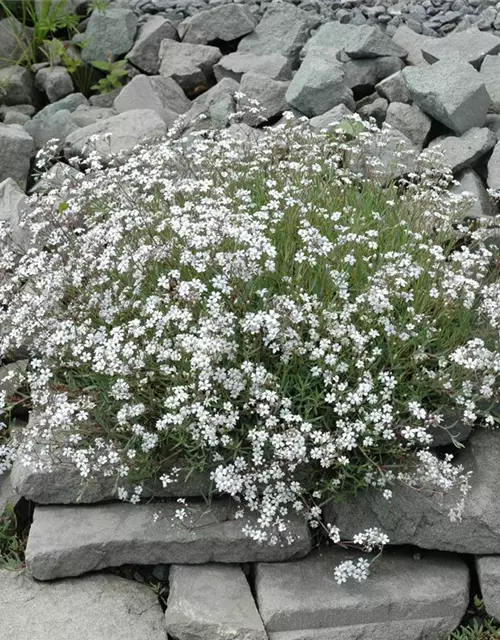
0,115,498,582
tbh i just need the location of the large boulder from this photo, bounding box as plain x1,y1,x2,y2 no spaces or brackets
64,109,166,159
178,4,256,45
159,40,222,93
26,501,311,580
344,56,404,93
309,103,353,129
239,72,289,126
165,565,267,640
301,21,361,59
114,74,191,127
214,52,292,83
403,58,490,135
344,25,408,59
428,127,496,173
385,102,432,149
237,3,320,68
24,92,88,149
375,70,411,104
126,15,177,75
34,66,73,103
255,549,469,640
0,65,37,106
391,26,433,67
0,125,34,189
325,428,500,554
451,169,494,219
81,8,137,63
421,27,500,69
480,54,500,114
0,571,166,640
180,77,239,132
285,50,354,117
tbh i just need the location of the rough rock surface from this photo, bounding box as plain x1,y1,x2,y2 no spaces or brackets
480,54,500,113
309,103,353,129
0,472,20,514
375,70,411,104
126,15,177,75
0,178,31,247
0,17,30,69
0,125,34,188
385,102,432,149
344,25,408,59
326,428,500,554
81,8,138,63
24,92,87,149
0,570,167,639
477,556,500,622
165,564,267,640
392,26,432,67
35,66,73,103
239,71,289,126
429,127,496,173
26,501,311,580
181,77,239,131
488,141,500,191
403,57,490,135
0,66,37,106
421,27,500,69
159,39,222,92
255,549,469,640
344,56,404,93
178,4,256,45
451,169,495,219
214,52,292,83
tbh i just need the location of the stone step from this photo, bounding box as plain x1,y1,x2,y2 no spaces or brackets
26,500,311,580
165,564,267,640
255,549,469,640
0,569,166,639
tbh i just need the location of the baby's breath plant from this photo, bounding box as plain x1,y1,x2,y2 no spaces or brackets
0,115,499,581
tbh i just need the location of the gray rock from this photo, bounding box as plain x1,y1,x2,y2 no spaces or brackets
0,65,37,106
35,66,73,103
239,71,289,126
486,114,500,140
356,127,418,182
181,77,239,132
391,25,433,67
309,103,353,129
238,3,320,68
421,27,500,68
126,15,178,75
114,74,191,127
285,50,355,117
344,25,408,59
25,109,78,150
0,178,31,248
3,111,30,125
403,57,490,135
375,70,411,103
89,88,121,107
159,39,222,92
451,168,495,220
81,8,138,63
0,471,21,514
26,501,311,580
480,54,500,113
30,161,83,196
487,141,500,190
0,125,34,189
344,56,404,92
477,556,500,622
385,102,432,148
165,565,267,640
214,52,292,83
71,106,116,128
255,549,469,640
429,127,496,173
0,104,35,118
0,17,30,69
301,21,362,59
357,96,388,126
178,4,256,44
64,109,166,159
326,427,500,554
0,571,167,640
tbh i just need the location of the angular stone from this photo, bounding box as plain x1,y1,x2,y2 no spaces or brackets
30,161,83,196
326,427,500,554
0,472,20,514
301,21,361,59
0,179,30,247
0,65,37,106
0,125,33,189
126,15,178,75
214,52,292,83
181,77,239,132
24,92,88,148
26,501,311,580
385,102,432,149
0,570,167,639
429,127,496,173
81,8,137,63
477,556,500,622
403,58,490,135
480,54,500,113
391,25,433,67
344,56,404,92
35,66,73,103
421,27,500,69
285,51,355,118
159,40,222,93
0,17,30,69
239,72,289,126
3,111,30,125
344,25,408,59
238,3,320,68
71,106,116,128
255,549,469,640
114,74,191,127
375,70,411,103
309,103,353,129
178,4,256,45
165,565,267,640
451,169,494,219
64,109,166,160
357,96,388,127
359,127,418,182
487,141,500,191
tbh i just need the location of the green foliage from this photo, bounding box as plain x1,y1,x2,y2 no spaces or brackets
0,502,24,570
87,0,110,13
90,57,128,94
447,597,500,639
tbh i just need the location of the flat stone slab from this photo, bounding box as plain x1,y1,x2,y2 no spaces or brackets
165,564,267,640
255,549,469,640
26,501,311,580
477,556,500,622
0,569,167,639
326,428,500,554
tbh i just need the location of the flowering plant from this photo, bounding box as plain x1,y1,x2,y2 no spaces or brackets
0,115,498,581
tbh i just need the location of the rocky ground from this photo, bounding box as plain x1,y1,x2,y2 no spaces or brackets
1,0,500,638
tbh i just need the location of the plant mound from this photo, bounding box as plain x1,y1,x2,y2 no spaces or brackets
0,117,499,560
